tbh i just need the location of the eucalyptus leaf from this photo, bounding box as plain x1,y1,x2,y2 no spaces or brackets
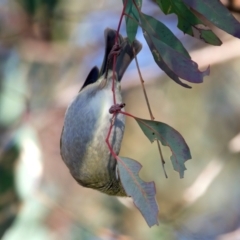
182,0,240,39
143,31,191,88
143,31,210,87
123,0,142,43
140,12,190,57
156,0,222,45
135,118,191,178
118,157,159,227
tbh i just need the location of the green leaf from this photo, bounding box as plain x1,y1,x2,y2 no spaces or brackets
156,0,222,46
0,143,20,194
156,1,172,14
143,31,210,87
117,157,159,227
140,12,190,58
123,0,142,43
0,142,21,237
182,0,240,39
135,118,191,178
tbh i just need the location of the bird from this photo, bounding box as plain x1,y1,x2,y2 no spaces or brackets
60,28,142,196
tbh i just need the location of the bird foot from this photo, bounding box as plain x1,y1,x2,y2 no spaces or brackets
108,43,121,60
109,103,125,114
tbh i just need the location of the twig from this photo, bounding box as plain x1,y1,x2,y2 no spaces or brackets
133,49,154,120
123,12,143,28
111,0,129,104
157,141,168,178
133,48,168,178
105,0,128,162
105,113,119,160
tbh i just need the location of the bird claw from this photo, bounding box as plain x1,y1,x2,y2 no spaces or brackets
109,103,125,114
108,43,121,61
104,43,122,79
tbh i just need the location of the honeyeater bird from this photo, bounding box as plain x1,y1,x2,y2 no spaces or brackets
60,28,142,196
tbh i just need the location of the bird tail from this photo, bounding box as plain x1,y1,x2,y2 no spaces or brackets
100,28,142,82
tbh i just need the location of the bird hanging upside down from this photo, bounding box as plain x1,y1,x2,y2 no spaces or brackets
60,28,142,196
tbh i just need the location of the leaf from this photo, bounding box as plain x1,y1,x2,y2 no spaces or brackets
117,157,159,227
139,12,190,58
143,30,210,87
155,0,172,14
156,0,222,46
123,0,142,43
182,0,240,39
143,30,191,88
135,118,192,178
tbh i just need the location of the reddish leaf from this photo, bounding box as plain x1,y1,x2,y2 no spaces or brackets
143,30,209,87
139,12,190,58
143,31,191,88
117,157,159,227
140,13,192,88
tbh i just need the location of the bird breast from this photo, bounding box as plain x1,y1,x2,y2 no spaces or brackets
61,80,125,188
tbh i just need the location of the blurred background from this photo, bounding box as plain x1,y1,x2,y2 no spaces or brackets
1,0,240,239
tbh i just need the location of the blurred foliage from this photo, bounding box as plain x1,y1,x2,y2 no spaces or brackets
18,0,59,16
0,0,240,239
0,143,20,239
15,0,66,41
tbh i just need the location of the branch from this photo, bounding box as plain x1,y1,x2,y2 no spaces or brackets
133,31,168,178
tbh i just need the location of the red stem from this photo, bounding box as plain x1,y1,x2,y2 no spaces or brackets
119,110,136,119
105,114,119,159
106,0,129,161
112,0,129,104
115,0,128,43
105,110,137,165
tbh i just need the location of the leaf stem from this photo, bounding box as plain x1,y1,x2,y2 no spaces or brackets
112,0,129,104
124,13,142,27
105,113,119,160
133,49,155,120
105,0,129,167
119,110,136,119
157,141,168,178
132,0,141,14
115,0,128,43
132,23,168,178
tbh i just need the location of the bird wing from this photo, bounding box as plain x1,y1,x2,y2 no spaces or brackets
79,66,99,92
